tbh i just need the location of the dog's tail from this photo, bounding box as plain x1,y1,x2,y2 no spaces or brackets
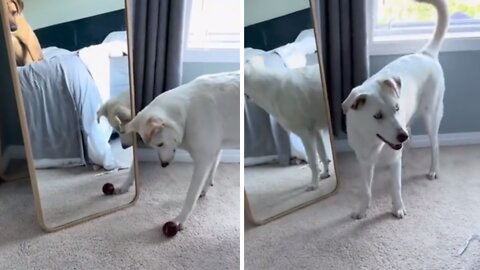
416,0,449,58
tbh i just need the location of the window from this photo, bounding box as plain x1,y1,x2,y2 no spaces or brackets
184,0,240,62
369,0,480,55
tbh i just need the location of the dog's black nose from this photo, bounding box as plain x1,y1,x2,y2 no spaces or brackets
397,132,409,143
161,162,169,168
121,143,130,149
10,23,17,32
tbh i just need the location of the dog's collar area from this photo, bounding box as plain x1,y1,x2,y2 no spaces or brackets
376,134,402,150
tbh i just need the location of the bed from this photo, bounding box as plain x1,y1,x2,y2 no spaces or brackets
16,31,130,170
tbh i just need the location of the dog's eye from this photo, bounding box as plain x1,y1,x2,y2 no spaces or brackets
373,112,383,120
395,104,399,112
157,143,164,147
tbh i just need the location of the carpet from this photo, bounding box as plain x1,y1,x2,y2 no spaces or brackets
245,163,336,222
245,145,480,269
0,162,240,270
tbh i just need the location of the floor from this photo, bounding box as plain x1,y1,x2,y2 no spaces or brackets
245,163,336,222
0,162,240,270
245,145,480,270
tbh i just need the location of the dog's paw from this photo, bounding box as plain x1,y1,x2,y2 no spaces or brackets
305,184,318,192
426,171,438,180
351,211,367,220
320,172,330,179
392,207,407,219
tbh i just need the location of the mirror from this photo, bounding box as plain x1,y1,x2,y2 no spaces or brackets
244,0,338,224
1,0,138,231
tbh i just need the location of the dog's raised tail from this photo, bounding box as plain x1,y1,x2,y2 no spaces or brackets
416,0,449,58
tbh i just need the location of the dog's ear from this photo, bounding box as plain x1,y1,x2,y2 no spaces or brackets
96,106,106,124
145,117,164,144
342,92,367,114
382,76,401,98
114,105,132,123
17,0,24,12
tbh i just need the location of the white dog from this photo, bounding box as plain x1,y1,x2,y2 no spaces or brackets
118,71,240,236
342,0,448,219
244,57,331,191
97,90,133,147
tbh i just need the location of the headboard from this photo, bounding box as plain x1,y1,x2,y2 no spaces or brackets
34,9,126,51
244,9,312,51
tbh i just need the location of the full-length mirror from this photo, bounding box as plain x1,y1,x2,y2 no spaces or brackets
244,0,337,224
2,0,137,230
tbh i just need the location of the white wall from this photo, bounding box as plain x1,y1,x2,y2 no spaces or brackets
23,0,124,29
244,0,310,26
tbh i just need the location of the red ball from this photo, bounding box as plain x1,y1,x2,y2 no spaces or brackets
163,221,179,237
102,183,115,195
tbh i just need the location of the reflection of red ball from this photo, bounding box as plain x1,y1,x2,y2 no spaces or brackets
163,221,179,237
102,183,115,195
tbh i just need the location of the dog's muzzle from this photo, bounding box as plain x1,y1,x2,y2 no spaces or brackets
376,134,403,151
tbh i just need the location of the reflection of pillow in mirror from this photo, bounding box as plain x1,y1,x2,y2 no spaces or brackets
109,56,129,98
103,31,127,43
41,46,72,60
306,52,319,66
295,29,314,43
244,48,266,62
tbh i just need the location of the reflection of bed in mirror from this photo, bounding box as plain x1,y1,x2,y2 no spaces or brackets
18,31,129,171
5,2,137,230
244,6,337,224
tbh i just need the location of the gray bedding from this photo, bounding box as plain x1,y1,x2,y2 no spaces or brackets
17,53,103,168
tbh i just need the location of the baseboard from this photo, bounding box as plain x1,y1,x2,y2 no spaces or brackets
335,131,480,153
137,148,240,163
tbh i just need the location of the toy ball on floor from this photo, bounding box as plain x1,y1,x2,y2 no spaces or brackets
102,183,115,195
163,221,179,237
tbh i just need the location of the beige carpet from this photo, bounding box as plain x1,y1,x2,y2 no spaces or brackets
245,145,480,269
0,162,240,270
245,163,336,222
34,138,135,227
36,167,135,228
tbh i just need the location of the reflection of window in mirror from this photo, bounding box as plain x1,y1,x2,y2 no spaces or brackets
243,0,337,225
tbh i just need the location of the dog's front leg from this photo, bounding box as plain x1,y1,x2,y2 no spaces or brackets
390,159,407,218
115,162,135,194
200,151,222,198
300,134,319,191
173,158,213,229
315,130,331,179
352,162,374,219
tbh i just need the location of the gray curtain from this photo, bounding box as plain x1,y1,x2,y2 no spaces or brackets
130,0,186,112
312,0,369,135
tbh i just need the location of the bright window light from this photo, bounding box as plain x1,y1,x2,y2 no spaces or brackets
373,0,480,42
187,0,240,49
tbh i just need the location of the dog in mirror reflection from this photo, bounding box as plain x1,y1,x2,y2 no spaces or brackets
342,0,448,219
112,71,240,235
97,90,133,148
244,56,331,191
5,0,43,66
